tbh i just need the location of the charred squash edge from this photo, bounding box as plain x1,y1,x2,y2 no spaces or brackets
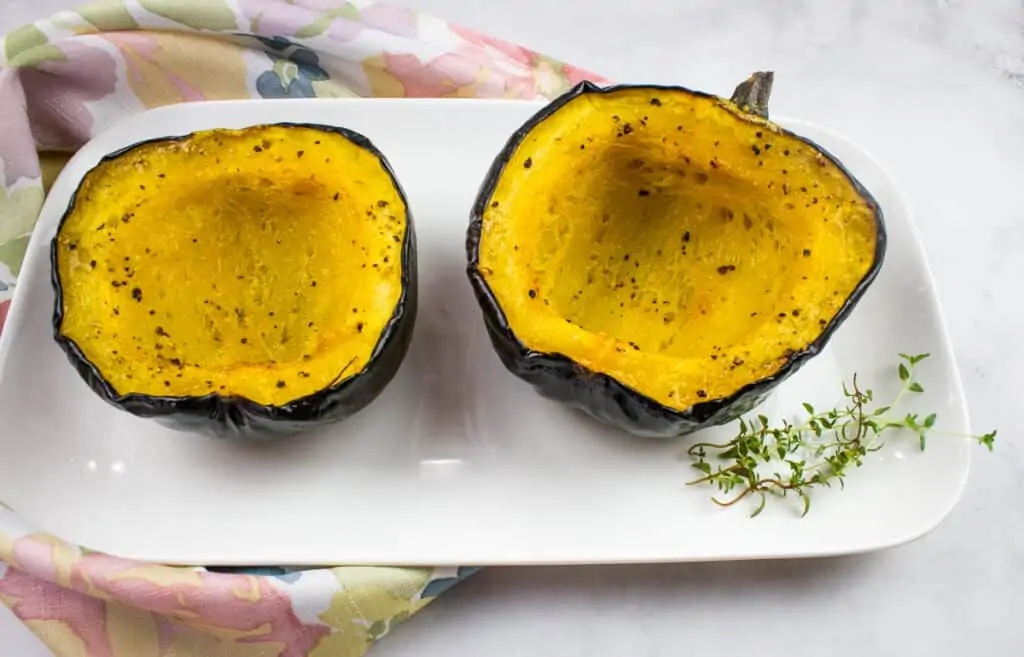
466,80,887,438
51,122,417,439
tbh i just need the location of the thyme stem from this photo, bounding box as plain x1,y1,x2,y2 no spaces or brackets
686,353,997,517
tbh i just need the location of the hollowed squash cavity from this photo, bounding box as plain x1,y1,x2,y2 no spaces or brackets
469,76,884,435
54,123,414,433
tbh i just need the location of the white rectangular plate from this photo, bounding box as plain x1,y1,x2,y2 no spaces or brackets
0,98,970,566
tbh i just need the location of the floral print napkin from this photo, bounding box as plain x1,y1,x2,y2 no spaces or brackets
0,1,607,655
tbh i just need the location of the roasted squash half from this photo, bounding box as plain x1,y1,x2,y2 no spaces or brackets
467,73,886,437
52,123,416,439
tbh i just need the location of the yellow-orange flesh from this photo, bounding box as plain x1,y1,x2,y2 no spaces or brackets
478,88,879,410
56,125,407,406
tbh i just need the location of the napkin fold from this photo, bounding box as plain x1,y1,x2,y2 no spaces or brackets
0,1,607,654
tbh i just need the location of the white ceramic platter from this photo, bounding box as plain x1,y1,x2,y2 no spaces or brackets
0,98,970,566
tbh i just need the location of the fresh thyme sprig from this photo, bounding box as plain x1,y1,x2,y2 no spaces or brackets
686,353,997,518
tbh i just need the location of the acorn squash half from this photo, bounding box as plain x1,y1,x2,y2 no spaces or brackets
467,73,886,438
52,123,416,440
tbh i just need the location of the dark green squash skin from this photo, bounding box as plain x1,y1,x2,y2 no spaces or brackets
466,80,887,439
52,123,417,441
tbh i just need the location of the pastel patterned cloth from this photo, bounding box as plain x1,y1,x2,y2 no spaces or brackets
0,2,607,655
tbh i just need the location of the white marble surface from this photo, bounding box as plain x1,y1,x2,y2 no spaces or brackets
2,0,1022,655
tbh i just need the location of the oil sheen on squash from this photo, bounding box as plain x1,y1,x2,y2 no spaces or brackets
476,88,879,412
55,125,407,407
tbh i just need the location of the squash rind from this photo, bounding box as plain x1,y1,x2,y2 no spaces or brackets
51,123,417,440
466,80,886,438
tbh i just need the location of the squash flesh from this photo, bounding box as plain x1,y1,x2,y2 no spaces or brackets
478,88,878,411
55,125,407,406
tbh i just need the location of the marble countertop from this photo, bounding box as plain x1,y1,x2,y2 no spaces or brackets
3,0,1021,655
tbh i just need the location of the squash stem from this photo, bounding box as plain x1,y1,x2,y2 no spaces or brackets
729,71,774,119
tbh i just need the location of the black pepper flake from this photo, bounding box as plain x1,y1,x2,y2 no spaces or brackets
523,157,533,169
276,381,286,389
491,201,499,208
253,145,263,152
299,371,310,378
333,193,340,201
528,289,537,299
90,260,97,269
696,389,708,399
377,200,389,208
111,281,122,288
682,231,691,243
297,150,305,158
155,326,170,337
694,172,708,185
158,173,165,178
783,149,790,156
803,249,812,257
778,312,787,318
744,215,753,229
623,123,633,134
756,131,763,138
792,309,801,317
752,145,761,156
164,381,171,388
638,189,650,197
650,97,662,106
310,280,317,287
241,338,248,344
717,265,736,275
